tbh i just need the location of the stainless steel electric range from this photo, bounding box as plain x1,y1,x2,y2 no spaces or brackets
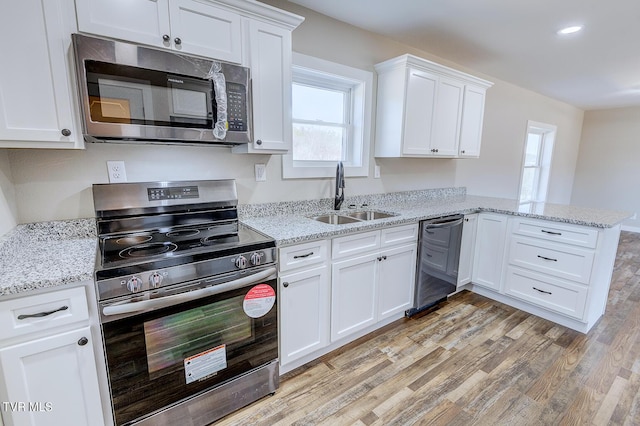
92,179,278,426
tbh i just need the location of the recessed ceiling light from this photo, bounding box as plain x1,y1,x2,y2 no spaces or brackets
557,25,583,35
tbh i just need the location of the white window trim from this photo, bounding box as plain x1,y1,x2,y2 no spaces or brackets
283,53,373,179
518,120,557,203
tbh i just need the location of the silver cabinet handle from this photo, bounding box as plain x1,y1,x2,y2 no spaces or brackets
77,337,88,346
256,139,263,145
61,129,71,137
282,282,289,288
17,305,68,320
163,34,170,42
533,287,552,295
174,37,182,46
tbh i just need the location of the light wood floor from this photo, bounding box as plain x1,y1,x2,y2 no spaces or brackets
218,231,640,425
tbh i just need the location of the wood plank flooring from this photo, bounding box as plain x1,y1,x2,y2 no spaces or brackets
217,231,640,425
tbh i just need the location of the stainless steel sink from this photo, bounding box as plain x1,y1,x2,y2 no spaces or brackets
310,214,361,225
310,210,397,224
343,210,397,221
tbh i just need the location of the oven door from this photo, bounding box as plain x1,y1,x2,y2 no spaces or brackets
99,266,277,425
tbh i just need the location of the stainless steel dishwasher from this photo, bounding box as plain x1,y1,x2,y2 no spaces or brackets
406,214,464,317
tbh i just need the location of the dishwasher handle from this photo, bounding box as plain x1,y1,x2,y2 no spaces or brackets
424,218,463,229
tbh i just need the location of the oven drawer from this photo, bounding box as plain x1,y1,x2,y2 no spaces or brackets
504,266,588,320
508,236,595,284
0,286,89,341
510,218,599,248
279,240,329,273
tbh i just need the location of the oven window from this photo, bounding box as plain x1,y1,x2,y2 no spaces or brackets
144,295,251,376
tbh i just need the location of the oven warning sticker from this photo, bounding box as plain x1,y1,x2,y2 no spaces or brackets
243,284,276,318
184,344,227,384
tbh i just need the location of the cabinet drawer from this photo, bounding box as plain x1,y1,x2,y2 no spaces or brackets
504,266,587,320
508,236,594,284
279,240,329,273
381,223,418,247
510,218,599,248
332,230,380,259
0,286,89,341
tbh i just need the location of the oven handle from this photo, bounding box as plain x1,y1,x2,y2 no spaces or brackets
102,267,277,317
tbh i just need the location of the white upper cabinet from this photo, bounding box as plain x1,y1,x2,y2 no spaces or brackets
0,0,82,148
374,54,492,159
76,0,243,63
233,19,294,153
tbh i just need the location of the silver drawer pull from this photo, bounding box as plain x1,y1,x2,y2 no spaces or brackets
293,252,314,259
541,229,562,236
17,305,69,320
533,287,552,295
537,255,558,262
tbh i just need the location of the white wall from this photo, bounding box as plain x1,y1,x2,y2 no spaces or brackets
0,149,17,235
5,0,585,224
571,107,640,230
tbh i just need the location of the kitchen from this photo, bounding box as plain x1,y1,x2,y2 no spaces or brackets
1,0,639,424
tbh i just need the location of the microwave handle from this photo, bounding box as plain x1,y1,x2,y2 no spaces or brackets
102,267,276,317
211,63,228,140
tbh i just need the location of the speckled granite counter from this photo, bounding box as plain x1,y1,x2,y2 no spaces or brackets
0,219,96,297
239,188,632,246
0,188,631,298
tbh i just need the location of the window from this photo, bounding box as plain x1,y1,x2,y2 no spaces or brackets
283,53,373,179
518,121,556,203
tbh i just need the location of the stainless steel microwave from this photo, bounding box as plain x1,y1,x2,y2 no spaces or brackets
72,33,252,145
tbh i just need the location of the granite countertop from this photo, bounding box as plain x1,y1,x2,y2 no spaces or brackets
239,189,632,246
0,188,631,298
0,219,96,297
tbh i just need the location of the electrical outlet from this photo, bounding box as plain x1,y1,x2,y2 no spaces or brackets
255,163,266,182
107,161,127,183
374,165,381,179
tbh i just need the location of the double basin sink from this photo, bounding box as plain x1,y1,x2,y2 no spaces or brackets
310,210,397,225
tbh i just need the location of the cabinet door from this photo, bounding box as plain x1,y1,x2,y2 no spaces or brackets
431,77,464,156
0,0,80,148
472,213,508,291
378,243,417,320
331,253,378,342
279,265,330,366
458,85,487,158
245,20,293,151
168,0,242,62
76,0,172,49
402,68,437,156
457,213,478,287
0,327,104,426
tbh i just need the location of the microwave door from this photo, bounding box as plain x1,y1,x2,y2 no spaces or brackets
166,75,214,128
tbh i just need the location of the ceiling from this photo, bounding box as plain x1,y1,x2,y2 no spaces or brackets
288,0,640,110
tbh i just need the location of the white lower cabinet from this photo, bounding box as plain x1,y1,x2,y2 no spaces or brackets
457,213,478,287
471,213,508,291
278,224,417,371
331,225,418,342
469,215,622,333
331,252,379,341
0,285,106,426
377,243,418,320
279,265,330,366
0,328,104,426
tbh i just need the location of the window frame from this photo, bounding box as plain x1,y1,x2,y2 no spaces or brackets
518,121,557,203
283,53,372,179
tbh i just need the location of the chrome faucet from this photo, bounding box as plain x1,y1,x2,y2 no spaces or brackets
334,161,345,210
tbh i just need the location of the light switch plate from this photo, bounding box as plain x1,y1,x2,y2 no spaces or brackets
107,161,127,183
374,165,381,179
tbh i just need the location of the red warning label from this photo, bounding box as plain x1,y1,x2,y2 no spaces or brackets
243,284,276,318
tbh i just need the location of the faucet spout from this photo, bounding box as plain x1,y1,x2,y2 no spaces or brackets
334,161,345,210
